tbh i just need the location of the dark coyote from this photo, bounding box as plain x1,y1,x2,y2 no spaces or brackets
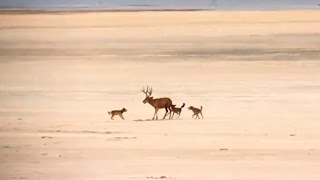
108,108,127,120
171,103,185,119
188,106,203,119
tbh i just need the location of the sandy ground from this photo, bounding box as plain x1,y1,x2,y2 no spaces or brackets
0,10,320,180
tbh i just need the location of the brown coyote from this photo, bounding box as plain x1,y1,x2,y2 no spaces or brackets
141,86,173,120
170,103,185,119
108,108,127,120
188,106,203,119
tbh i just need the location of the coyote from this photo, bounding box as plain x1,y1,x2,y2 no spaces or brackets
171,103,185,119
188,106,203,119
108,108,127,120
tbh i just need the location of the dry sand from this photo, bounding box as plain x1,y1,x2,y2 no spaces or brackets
0,10,320,179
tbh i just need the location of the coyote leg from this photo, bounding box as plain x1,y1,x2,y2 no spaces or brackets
170,112,175,119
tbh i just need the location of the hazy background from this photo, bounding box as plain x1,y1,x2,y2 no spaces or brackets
0,0,319,10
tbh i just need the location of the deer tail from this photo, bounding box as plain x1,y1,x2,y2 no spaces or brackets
181,103,185,108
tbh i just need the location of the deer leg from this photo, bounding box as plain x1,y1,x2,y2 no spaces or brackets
155,108,159,120
153,108,159,120
169,108,172,119
162,108,168,119
169,107,173,119
152,109,156,120
168,108,172,119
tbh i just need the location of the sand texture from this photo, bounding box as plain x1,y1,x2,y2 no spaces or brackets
0,10,320,179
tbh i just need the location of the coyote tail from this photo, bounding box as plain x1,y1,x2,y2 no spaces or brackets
200,106,203,111
181,103,186,108
108,111,111,115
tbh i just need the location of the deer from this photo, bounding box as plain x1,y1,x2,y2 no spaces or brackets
170,103,185,119
141,86,173,120
108,108,127,120
188,106,203,119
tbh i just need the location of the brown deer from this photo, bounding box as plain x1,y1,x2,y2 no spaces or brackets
188,106,203,119
108,108,127,120
170,103,185,119
141,86,173,120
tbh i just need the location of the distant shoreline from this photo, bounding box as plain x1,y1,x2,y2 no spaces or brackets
0,7,318,14
0,8,216,14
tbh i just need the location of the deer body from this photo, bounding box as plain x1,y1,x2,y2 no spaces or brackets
142,86,173,120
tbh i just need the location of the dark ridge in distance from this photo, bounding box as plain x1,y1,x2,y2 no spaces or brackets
0,8,216,14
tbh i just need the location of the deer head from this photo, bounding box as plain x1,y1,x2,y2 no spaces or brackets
141,86,153,104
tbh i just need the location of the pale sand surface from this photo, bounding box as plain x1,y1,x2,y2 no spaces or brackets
0,10,320,179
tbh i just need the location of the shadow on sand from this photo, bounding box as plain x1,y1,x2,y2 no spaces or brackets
133,118,185,122
39,129,118,135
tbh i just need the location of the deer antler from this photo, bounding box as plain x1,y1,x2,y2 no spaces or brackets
141,87,146,95
141,86,149,96
141,86,152,97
